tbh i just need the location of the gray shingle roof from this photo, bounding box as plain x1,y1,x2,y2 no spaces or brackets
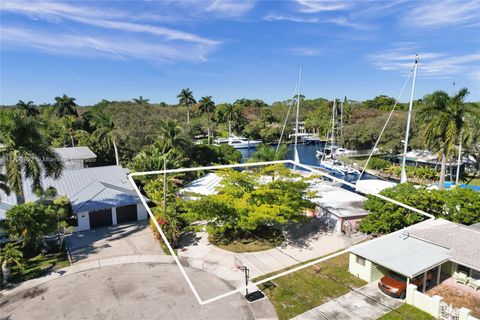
409,219,480,271
349,219,480,277
54,147,96,161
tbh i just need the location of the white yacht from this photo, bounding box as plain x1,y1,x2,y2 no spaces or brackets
213,135,262,149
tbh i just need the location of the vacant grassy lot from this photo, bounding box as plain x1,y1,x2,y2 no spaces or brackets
378,304,434,320
255,253,366,320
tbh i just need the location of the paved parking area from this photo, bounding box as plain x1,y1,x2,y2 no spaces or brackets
1,263,254,320
67,221,163,263
292,282,403,320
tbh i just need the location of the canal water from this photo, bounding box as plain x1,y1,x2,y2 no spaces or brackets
238,142,380,184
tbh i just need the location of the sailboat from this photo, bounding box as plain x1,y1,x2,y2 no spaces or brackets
316,99,359,176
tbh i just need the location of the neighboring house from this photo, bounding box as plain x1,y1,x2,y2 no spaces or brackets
311,183,369,234
54,146,97,170
178,173,222,200
348,219,480,290
0,165,148,232
393,149,467,179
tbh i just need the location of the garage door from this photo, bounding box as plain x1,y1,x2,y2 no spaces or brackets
116,204,138,223
89,208,113,228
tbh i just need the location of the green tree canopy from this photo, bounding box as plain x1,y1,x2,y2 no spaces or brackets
186,166,315,239
359,183,480,234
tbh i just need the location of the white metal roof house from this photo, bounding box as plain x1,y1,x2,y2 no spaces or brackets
54,146,97,170
348,219,480,290
310,183,369,234
0,165,148,231
178,173,223,200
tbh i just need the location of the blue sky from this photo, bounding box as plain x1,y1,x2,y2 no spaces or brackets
1,0,479,105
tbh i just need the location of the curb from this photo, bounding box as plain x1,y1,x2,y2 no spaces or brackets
1,255,175,298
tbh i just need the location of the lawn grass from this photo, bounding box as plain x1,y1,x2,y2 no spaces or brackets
208,227,284,253
7,250,70,285
214,239,277,252
255,253,367,320
378,304,434,320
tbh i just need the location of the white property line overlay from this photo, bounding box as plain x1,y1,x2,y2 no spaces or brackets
128,160,434,305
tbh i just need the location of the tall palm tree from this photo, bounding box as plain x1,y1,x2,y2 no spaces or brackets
132,96,149,105
418,88,478,190
16,100,39,117
0,112,63,204
90,111,123,165
177,88,196,124
54,94,78,117
198,96,216,145
220,103,242,139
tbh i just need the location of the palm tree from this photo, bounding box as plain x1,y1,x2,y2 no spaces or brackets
0,173,10,197
54,94,78,117
0,243,23,284
198,96,216,145
418,88,478,190
90,111,123,165
219,104,242,139
0,112,64,204
158,119,191,153
177,88,196,124
16,100,39,117
132,96,149,105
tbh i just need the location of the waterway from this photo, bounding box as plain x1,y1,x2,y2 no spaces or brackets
238,142,380,184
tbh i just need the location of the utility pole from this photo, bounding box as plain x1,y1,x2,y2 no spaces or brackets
400,53,419,183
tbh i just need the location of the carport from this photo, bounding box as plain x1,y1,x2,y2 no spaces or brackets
349,230,451,292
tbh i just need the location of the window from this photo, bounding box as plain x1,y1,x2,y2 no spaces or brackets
356,255,366,266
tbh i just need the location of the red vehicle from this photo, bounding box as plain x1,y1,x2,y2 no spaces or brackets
378,271,433,299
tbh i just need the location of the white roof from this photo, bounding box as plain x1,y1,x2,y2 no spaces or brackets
54,147,96,161
179,173,223,196
310,183,368,218
349,226,451,278
0,165,143,214
356,179,396,195
349,219,480,277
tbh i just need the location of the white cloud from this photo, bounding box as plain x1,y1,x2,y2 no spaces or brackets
1,1,217,45
369,48,480,82
295,0,351,13
287,48,322,56
263,13,371,29
263,14,320,23
1,27,214,63
204,0,256,16
406,0,480,28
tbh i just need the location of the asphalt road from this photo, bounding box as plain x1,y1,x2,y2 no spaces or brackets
1,263,254,320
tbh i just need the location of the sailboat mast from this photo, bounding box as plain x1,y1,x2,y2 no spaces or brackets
400,53,419,183
331,98,336,159
340,99,344,139
294,67,302,163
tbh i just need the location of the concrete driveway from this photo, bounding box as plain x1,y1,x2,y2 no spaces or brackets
1,263,254,320
292,282,403,320
66,221,163,263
